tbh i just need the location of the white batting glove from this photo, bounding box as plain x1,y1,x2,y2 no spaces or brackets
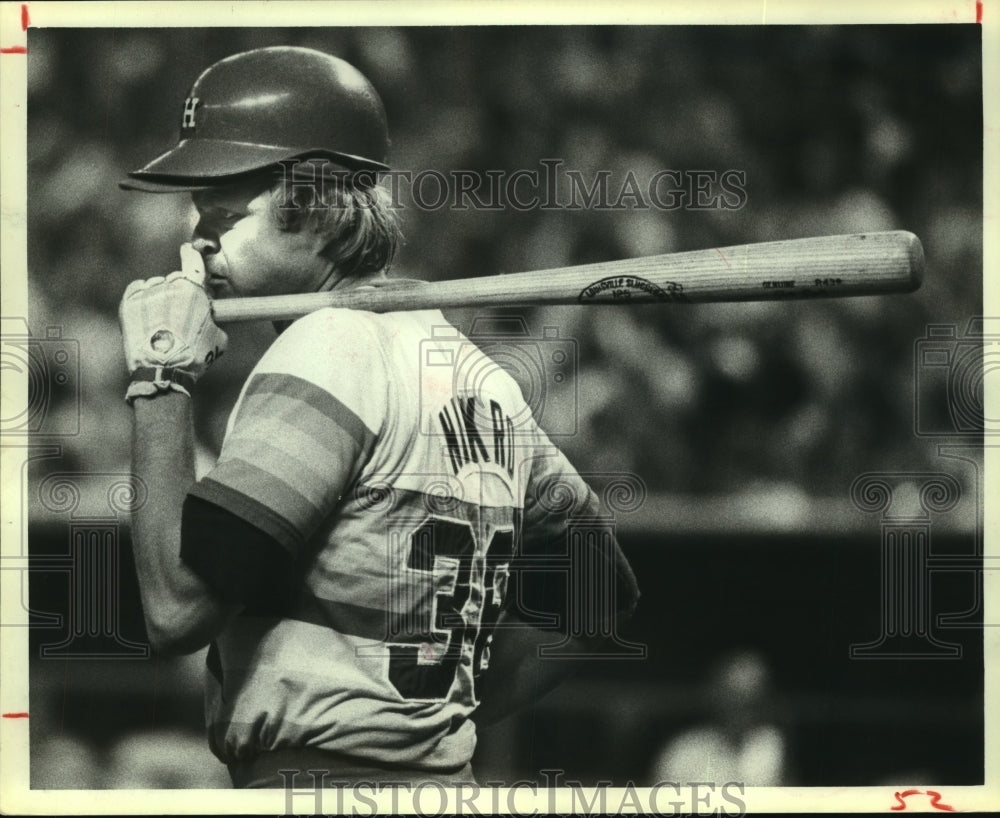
119,243,228,403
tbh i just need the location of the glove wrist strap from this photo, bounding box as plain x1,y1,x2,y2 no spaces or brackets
125,366,196,405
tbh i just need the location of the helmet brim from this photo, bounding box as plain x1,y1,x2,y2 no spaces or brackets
119,176,222,193
120,138,389,193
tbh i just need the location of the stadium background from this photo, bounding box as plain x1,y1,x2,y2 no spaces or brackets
19,25,983,787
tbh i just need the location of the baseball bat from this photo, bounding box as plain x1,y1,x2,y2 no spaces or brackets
210,230,924,323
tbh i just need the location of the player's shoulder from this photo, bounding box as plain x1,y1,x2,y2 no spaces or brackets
260,307,386,364
253,307,390,387
279,306,440,345
281,306,382,341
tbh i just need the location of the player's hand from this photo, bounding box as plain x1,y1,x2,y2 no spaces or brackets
119,243,228,383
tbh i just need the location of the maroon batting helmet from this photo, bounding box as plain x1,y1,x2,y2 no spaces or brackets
121,46,390,192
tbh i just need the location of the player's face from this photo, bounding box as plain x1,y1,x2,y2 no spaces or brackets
191,184,333,298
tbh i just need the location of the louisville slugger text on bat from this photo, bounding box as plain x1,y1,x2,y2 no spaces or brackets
210,230,924,323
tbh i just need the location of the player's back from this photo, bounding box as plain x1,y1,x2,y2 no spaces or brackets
204,307,542,772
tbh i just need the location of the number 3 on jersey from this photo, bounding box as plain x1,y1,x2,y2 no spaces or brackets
388,514,516,704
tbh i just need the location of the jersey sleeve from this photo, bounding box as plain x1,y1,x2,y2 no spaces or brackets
186,308,388,560
511,437,641,631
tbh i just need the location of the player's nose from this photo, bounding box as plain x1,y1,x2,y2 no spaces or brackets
191,220,221,256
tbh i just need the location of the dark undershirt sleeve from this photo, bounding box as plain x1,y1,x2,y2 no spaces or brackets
180,493,297,612
511,445,641,633
506,530,640,632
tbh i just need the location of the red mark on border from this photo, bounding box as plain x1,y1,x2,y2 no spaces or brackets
715,248,731,269
2,712,29,719
977,0,983,23
1,5,29,53
891,789,956,812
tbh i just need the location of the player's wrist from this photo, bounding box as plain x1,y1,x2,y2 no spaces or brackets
125,366,196,405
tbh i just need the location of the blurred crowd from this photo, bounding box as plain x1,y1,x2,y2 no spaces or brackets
24,25,982,497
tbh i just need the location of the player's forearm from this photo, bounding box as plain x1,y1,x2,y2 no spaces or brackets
130,392,233,653
473,614,596,726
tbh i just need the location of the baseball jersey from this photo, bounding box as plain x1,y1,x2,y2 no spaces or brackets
182,306,637,771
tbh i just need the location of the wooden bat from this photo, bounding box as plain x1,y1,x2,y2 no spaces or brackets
211,230,924,324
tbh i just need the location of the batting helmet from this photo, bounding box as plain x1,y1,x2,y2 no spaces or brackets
121,46,390,192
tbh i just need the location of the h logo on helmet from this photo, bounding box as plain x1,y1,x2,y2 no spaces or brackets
181,97,200,132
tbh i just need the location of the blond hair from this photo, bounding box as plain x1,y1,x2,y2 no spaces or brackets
269,171,401,280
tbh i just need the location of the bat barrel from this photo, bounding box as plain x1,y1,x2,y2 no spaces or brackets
656,229,925,303
210,230,924,323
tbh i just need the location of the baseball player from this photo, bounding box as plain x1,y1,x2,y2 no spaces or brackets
118,46,639,788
